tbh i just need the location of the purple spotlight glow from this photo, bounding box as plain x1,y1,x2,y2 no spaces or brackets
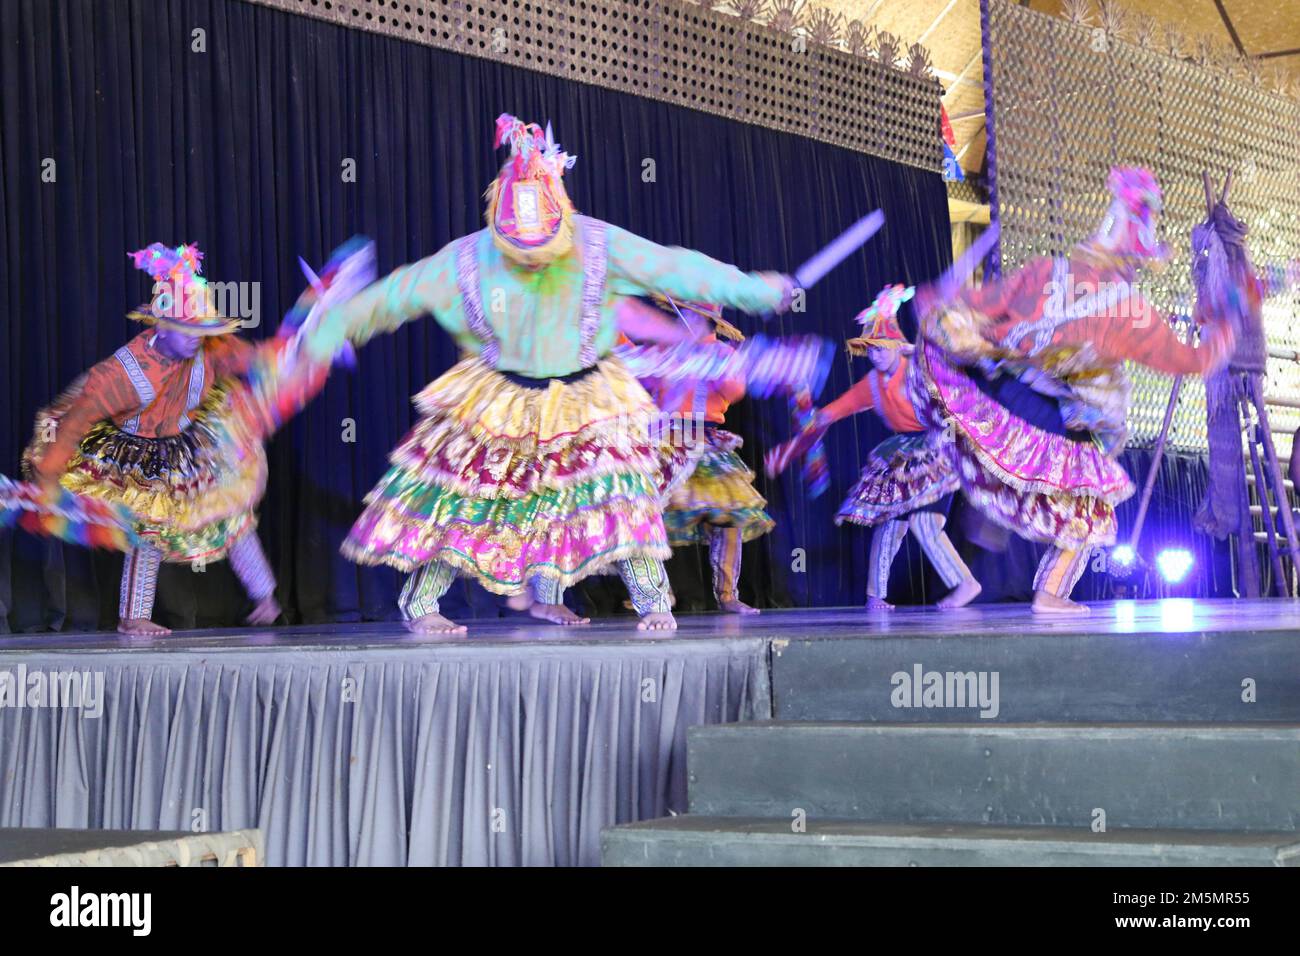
1156,548,1194,584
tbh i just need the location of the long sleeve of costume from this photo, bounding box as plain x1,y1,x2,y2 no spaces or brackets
32,360,140,479
605,225,782,314
207,336,258,379
1091,296,1234,375
820,375,878,423
954,254,1233,379
1017,290,1234,377
308,242,464,361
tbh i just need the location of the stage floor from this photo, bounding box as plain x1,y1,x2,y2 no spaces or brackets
4,597,1300,653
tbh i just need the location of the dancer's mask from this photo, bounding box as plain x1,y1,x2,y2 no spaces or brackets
127,242,239,336
1094,166,1168,262
486,114,577,267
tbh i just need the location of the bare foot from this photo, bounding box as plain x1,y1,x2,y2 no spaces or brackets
118,618,171,636
406,612,468,635
246,595,281,625
865,596,894,611
719,599,760,615
637,611,677,631
506,592,534,612
529,603,591,626
1032,591,1090,615
937,578,982,610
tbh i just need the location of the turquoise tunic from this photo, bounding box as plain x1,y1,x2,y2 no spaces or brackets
311,218,782,378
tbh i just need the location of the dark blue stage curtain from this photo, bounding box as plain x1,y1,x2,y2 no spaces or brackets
0,0,953,631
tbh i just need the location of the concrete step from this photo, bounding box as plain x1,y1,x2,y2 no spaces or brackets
687,722,1300,831
768,627,1300,722
602,817,1300,867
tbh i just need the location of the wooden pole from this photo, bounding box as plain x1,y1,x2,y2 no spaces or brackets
1128,375,1182,549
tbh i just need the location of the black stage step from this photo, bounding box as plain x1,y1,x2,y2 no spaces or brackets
601,817,1300,867
687,722,1300,831
769,625,1300,722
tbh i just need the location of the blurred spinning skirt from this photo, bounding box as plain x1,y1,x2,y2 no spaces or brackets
24,382,266,562
914,340,1134,551
662,424,774,547
835,433,958,528
341,356,695,593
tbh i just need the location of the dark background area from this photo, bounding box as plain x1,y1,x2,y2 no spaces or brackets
0,0,1227,631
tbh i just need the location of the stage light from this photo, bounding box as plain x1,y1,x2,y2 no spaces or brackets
1155,548,1194,584
1109,545,1136,570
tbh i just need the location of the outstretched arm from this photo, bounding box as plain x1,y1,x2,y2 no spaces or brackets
605,225,789,315
206,336,258,379
307,240,463,362
765,375,878,478
1091,294,1234,376
819,374,879,423
614,298,696,345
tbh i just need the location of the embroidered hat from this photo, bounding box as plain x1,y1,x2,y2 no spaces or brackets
651,294,745,342
846,284,915,355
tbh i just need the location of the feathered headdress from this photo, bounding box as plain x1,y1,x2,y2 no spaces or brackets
846,284,915,356
127,242,239,336
484,113,577,267
651,294,745,342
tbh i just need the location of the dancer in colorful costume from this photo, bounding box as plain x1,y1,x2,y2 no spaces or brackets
18,241,360,635
914,168,1235,613
766,285,979,609
637,297,774,614
20,246,287,633
305,114,794,634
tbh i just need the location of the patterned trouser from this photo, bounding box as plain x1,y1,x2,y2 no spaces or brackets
706,525,743,605
399,556,675,620
1033,546,1091,599
118,531,276,621
867,512,972,601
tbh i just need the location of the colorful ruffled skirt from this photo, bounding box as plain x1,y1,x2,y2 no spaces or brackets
835,433,958,528
341,356,696,593
22,382,266,562
914,340,1134,551
663,425,774,546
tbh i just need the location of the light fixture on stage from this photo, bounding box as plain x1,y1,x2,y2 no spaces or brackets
1155,548,1194,584
1108,544,1137,579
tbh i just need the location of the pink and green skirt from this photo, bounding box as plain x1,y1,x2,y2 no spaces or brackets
341,356,694,593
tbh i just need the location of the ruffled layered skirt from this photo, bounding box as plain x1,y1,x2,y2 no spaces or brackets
915,340,1134,551
342,356,695,593
23,383,266,562
662,425,774,546
835,433,958,528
